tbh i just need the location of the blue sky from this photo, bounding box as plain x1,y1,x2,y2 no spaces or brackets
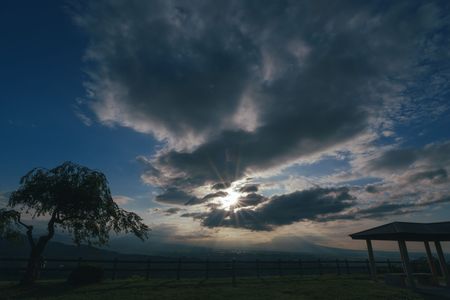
0,0,158,212
1,0,450,251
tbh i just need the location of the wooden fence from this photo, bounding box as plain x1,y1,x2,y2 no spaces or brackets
0,257,407,284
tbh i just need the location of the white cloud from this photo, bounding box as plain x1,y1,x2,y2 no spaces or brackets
113,195,135,206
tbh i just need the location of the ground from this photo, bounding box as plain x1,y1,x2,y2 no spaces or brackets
0,276,424,300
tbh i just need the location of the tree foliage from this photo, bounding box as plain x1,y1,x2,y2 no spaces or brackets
5,161,149,245
0,161,150,285
0,208,22,241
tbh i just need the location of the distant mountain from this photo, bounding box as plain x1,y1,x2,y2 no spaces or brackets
1,235,433,261
0,238,123,259
0,237,365,263
105,235,406,261
107,235,215,257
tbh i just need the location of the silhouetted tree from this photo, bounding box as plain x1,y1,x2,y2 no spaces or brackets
0,162,150,285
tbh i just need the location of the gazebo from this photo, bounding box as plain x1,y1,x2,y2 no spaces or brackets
350,221,450,288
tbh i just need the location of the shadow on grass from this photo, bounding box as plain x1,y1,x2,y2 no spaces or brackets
1,276,292,299
2,281,77,299
1,275,421,300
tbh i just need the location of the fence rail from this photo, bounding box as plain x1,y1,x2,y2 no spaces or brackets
0,257,408,284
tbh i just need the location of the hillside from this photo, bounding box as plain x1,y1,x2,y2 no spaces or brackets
0,236,408,261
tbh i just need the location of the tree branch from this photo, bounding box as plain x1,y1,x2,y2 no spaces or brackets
48,211,57,237
41,211,58,242
17,217,35,249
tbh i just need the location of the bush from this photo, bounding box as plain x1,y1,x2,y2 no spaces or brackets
67,265,104,285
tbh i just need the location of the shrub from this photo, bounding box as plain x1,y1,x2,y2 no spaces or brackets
67,265,104,285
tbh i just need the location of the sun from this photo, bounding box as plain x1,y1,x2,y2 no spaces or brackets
220,189,241,210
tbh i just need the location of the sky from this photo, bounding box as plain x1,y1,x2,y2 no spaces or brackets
1,0,450,252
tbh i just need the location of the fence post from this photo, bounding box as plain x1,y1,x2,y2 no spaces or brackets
256,259,260,278
345,259,350,275
318,259,323,276
231,259,236,287
146,258,151,280
387,259,392,273
9,256,390,282
336,259,341,275
298,259,303,277
365,259,370,276
112,258,118,280
278,259,282,277
177,257,182,280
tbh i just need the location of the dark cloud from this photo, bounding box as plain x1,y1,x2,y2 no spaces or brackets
203,191,228,201
180,212,201,219
367,149,418,172
186,185,450,229
204,202,221,210
357,142,450,217
154,188,199,205
155,188,228,206
185,191,228,205
368,141,450,173
408,168,448,184
421,142,450,166
211,182,231,190
200,208,271,231
235,193,267,208
162,207,184,216
182,187,355,231
365,185,379,194
255,187,355,226
331,196,450,221
75,1,450,233
239,184,259,193
352,203,414,219
77,1,257,148
77,0,447,192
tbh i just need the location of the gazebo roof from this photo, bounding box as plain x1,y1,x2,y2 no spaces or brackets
350,221,450,241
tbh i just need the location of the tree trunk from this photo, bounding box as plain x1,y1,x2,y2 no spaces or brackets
20,212,56,286
20,238,48,286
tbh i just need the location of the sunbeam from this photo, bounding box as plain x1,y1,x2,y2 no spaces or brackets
219,188,241,211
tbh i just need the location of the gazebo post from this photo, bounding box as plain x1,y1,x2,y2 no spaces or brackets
424,241,438,278
398,240,415,288
366,239,377,280
351,221,450,289
434,241,450,286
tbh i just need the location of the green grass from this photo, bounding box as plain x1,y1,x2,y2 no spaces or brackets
0,276,423,300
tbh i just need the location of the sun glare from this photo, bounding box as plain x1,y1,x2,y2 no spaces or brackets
220,189,241,210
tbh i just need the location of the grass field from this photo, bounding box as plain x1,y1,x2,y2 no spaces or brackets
0,276,424,300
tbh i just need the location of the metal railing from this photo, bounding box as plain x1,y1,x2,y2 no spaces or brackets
0,257,405,284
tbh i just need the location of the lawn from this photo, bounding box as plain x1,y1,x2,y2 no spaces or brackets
0,276,423,300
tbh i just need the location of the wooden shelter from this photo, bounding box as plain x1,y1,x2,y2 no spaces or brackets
350,221,450,288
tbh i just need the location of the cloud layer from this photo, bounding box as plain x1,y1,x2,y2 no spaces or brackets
181,187,354,231
76,0,450,231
